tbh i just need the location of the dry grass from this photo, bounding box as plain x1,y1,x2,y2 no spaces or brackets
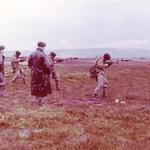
0,59,150,150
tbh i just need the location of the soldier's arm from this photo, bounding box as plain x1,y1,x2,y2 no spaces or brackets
55,58,64,63
104,60,118,68
19,57,27,62
12,57,21,63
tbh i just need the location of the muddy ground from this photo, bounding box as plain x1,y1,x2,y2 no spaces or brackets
0,59,150,150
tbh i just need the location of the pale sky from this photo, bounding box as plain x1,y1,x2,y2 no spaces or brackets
0,0,150,50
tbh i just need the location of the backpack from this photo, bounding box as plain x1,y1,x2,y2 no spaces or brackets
89,65,98,81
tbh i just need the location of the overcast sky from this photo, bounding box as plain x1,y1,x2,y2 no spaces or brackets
0,0,150,50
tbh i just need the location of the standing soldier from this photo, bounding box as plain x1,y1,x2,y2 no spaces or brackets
28,41,52,106
0,45,6,97
90,53,115,102
11,51,26,84
0,46,5,75
49,52,61,91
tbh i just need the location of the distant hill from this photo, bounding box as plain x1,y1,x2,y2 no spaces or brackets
4,48,150,58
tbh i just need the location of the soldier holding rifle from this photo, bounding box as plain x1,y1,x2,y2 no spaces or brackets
11,50,26,84
0,46,6,97
90,53,118,102
49,52,62,91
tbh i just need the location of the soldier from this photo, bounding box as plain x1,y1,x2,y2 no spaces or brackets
0,46,5,75
28,41,52,106
90,53,116,102
0,46,6,97
49,52,61,91
11,51,26,84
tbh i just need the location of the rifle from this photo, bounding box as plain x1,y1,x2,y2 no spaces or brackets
104,59,119,67
19,57,27,62
56,58,64,63
89,59,119,80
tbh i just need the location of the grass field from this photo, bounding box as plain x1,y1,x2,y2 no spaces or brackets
0,59,150,150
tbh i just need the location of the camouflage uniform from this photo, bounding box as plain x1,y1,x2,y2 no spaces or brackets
0,53,5,86
49,57,60,81
92,55,108,97
49,54,60,90
0,58,4,75
0,46,6,96
11,54,26,83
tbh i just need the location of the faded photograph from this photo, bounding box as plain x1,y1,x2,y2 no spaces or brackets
0,0,150,149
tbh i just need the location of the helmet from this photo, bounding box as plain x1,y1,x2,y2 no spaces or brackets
50,52,56,57
16,50,21,56
103,53,111,61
